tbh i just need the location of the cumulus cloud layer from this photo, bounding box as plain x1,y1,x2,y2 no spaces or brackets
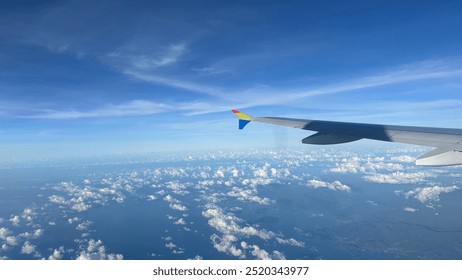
0,148,458,260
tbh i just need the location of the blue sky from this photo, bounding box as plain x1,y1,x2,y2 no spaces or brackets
1,0,462,161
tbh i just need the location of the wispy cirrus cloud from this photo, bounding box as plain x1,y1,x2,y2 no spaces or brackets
30,100,173,119
2,1,462,124
3,1,462,121
120,59,462,115
3,58,462,120
123,71,225,98
108,43,188,71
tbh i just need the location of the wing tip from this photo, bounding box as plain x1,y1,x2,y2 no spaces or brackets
231,109,252,129
231,109,252,120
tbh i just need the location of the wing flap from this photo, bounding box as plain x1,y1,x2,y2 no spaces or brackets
387,130,462,149
416,148,462,166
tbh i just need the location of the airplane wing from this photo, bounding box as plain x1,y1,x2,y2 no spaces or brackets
231,109,462,166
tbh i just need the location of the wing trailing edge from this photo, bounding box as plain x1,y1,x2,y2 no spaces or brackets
416,148,462,166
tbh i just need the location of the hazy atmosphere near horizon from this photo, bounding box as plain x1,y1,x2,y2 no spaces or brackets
1,0,462,260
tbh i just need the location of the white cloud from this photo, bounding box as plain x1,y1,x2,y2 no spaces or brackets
366,200,378,206
330,157,404,174
52,181,108,212
270,168,279,178
241,242,270,260
9,216,20,226
330,157,362,173
71,201,92,212
99,188,117,194
76,239,123,260
164,195,175,202
172,249,184,254
49,195,68,204
169,203,188,211
203,205,275,240
198,180,215,187
404,207,418,212
123,59,462,116
163,240,185,254
307,179,327,188
174,218,186,225
211,234,244,258
162,236,173,241
147,195,157,201
227,187,273,205
165,242,177,250
367,162,404,172
20,228,44,239
215,169,225,178
33,100,172,119
364,171,430,184
113,195,125,203
166,181,189,195
402,186,459,203
276,237,305,247
241,242,285,260
22,208,35,222
48,246,65,260
21,241,36,254
6,236,18,246
0,227,11,240
68,217,80,224
123,71,224,99
271,250,286,260
76,220,93,231
241,178,273,188
111,43,187,70
308,179,351,192
253,168,268,178
391,155,417,163
202,203,284,258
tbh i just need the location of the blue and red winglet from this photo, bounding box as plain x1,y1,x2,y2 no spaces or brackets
231,109,252,129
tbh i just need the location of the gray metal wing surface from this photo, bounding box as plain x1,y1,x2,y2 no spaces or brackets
232,110,462,166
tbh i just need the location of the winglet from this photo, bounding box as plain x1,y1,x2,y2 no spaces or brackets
231,109,252,129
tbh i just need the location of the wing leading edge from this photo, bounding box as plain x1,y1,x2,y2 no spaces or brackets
231,110,462,166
